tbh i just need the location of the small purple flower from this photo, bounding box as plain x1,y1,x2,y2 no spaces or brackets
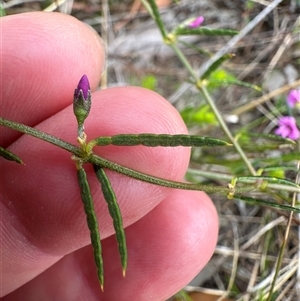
188,16,204,29
275,116,300,140
74,74,90,101
286,89,300,108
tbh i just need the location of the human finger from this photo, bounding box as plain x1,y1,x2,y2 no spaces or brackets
1,11,105,147
2,189,218,301
1,86,191,295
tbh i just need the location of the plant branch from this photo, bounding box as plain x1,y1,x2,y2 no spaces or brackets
200,85,257,175
0,117,81,155
0,117,235,195
167,44,257,175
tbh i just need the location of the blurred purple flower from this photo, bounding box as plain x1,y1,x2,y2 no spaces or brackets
275,116,300,140
286,89,300,108
188,16,204,28
74,74,90,100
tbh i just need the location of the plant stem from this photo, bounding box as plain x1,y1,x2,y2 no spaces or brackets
187,169,300,194
0,117,238,194
170,44,199,82
0,117,229,194
89,153,230,194
200,85,257,175
169,44,257,176
146,0,168,40
0,117,81,155
3,117,299,196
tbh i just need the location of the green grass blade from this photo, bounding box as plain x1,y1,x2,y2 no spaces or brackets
206,79,262,91
258,165,300,174
0,146,24,164
235,176,299,188
233,195,300,213
90,134,230,147
93,165,127,276
0,3,6,17
174,27,239,36
144,0,168,40
201,53,234,80
77,165,104,291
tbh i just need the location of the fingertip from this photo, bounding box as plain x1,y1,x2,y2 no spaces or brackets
2,12,105,146
91,189,218,300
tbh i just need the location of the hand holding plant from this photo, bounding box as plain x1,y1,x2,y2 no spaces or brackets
2,1,300,300
1,12,219,300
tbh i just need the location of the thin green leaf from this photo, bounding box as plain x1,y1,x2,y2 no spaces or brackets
93,165,127,276
258,165,300,174
174,27,239,36
234,176,299,188
0,3,6,17
240,132,297,144
234,195,300,213
144,0,168,40
0,146,24,164
207,79,262,91
76,165,104,291
201,54,234,80
90,134,230,148
180,105,218,126
178,40,212,57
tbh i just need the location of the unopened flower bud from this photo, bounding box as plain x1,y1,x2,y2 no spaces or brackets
73,74,92,129
188,16,205,28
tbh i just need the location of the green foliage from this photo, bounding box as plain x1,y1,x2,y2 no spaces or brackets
93,165,127,275
206,69,236,90
0,3,6,17
90,133,228,147
76,165,104,290
141,75,157,90
173,290,193,301
0,146,23,164
173,27,239,37
201,54,234,80
245,0,255,10
180,105,218,126
233,196,300,213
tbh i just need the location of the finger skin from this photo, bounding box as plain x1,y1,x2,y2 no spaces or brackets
2,190,218,301
1,87,191,296
1,11,219,300
1,12,105,147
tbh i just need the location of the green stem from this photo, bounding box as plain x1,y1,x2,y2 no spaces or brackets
170,44,199,82
267,160,300,300
1,117,297,196
88,154,253,195
168,45,256,176
0,117,229,193
187,169,300,194
145,0,168,40
0,117,81,155
200,86,256,175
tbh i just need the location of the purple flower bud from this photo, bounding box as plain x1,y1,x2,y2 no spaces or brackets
275,116,300,140
188,16,205,29
74,74,90,101
286,89,300,108
73,75,92,130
